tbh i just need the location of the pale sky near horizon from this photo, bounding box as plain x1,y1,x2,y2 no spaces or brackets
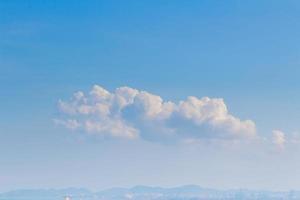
1,0,300,192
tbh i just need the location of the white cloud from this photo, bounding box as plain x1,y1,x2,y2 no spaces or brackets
134,91,175,120
272,130,286,149
84,119,139,139
53,119,81,130
55,85,257,141
177,96,256,138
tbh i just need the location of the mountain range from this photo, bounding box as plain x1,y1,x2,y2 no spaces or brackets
1,185,299,200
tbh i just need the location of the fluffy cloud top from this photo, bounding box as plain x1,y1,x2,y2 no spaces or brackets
55,85,256,142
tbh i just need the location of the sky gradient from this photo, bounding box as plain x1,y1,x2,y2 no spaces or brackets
1,0,300,192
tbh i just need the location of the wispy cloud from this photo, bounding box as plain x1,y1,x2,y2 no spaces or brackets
272,130,286,150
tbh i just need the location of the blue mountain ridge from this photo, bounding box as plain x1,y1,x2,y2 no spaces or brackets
1,185,299,200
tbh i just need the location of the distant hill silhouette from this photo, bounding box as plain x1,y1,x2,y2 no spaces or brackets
1,185,299,200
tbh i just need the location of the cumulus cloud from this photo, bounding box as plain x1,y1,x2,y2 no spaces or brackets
272,130,286,150
55,85,256,142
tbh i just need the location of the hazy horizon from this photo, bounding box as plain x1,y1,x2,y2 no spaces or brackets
2,184,299,193
1,185,300,200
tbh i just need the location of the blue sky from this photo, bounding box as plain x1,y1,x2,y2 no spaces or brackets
1,0,300,192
